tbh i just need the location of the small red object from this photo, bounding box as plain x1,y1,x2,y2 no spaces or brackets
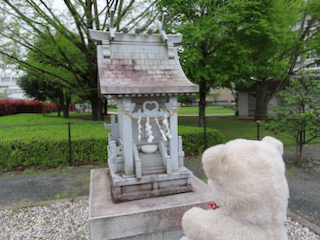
208,202,219,210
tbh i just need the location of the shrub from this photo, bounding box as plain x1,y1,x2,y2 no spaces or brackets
0,138,107,170
0,100,57,116
178,126,225,153
0,124,224,170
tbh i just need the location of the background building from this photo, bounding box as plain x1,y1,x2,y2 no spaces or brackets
0,75,26,100
207,88,236,105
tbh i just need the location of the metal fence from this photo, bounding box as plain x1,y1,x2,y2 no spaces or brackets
0,122,110,170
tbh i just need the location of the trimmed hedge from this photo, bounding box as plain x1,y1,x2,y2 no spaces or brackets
0,125,224,170
179,126,225,153
0,99,58,116
0,138,107,170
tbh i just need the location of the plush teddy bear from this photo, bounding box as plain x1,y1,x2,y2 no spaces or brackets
180,136,289,240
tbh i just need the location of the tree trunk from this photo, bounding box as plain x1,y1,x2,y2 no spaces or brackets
56,103,61,117
87,37,104,121
91,94,104,121
59,90,66,118
64,91,70,118
199,80,207,127
104,98,108,115
254,81,271,121
295,131,304,165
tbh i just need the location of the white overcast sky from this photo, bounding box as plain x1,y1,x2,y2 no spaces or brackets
52,0,67,11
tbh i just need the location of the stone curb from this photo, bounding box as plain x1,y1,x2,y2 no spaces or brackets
0,195,89,211
287,210,320,235
1,197,319,236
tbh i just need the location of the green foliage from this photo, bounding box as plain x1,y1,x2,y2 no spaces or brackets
228,0,298,82
237,0,320,118
264,71,320,163
17,74,61,103
161,0,298,84
0,116,224,170
178,126,225,153
159,0,298,124
179,116,304,146
178,94,198,106
0,112,87,125
108,106,236,114
0,0,162,121
0,138,108,170
23,167,36,174
23,32,89,97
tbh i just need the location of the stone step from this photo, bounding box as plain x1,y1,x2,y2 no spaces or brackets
142,164,165,171
140,152,162,159
139,151,166,175
142,168,166,175
140,160,164,167
140,154,163,165
141,160,165,169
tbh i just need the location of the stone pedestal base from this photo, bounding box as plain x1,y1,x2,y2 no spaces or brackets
109,167,193,202
89,168,214,240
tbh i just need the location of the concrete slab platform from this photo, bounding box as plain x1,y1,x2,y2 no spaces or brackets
89,168,214,240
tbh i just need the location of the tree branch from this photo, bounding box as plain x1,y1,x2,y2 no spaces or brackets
0,50,80,93
114,0,134,29
120,0,158,31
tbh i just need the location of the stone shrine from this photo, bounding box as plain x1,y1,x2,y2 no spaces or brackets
88,14,214,240
89,13,198,202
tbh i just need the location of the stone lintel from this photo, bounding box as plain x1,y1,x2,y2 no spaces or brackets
100,85,199,96
89,29,182,44
89,168,214,240
105,93,194,98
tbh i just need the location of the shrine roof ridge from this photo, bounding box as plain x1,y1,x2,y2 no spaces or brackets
89,29,182,44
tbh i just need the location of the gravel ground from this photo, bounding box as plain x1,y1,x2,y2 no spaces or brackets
0,199,320,240
0,200,90,240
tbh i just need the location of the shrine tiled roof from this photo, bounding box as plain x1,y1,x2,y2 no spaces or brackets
90,30,199,95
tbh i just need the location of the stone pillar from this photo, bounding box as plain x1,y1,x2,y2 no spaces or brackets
121,98,134,177
117,99,123,138
168,96,178,171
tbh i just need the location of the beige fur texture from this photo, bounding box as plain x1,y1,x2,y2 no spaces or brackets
180,136,289,240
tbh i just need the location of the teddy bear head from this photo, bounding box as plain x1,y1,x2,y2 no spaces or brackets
202,136,289,226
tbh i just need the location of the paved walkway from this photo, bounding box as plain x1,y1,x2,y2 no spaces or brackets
0,166,93,210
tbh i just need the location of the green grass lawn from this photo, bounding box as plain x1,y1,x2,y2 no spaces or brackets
179,106,235,114
0,113,87,125
2,112,318,147
45,111,93,117
107,106,236,114
179,116,310,147
0,113,109,142
2,112,320,171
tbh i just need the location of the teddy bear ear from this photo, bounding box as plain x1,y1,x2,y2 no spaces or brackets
202,144,227,180
261,136,284,156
